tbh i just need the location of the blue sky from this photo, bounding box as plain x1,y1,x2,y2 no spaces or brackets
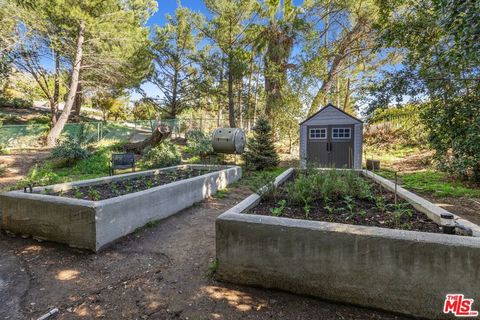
136,0,305,100
149,0,305,26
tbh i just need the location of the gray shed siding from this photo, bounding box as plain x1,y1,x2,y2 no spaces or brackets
300,105,363,169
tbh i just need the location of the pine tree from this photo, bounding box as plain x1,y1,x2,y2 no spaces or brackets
243,117,279,170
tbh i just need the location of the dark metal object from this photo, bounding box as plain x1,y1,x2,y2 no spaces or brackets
23,183,34,193
110,153,135,176
441,213,456,234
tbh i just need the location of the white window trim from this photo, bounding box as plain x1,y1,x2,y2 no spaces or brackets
309,128,327,140
332,127,352,139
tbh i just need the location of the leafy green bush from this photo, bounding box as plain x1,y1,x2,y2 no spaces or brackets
185,129,213,157
50,139,90,167
20,145,118,188
0,96,32,108
142,141,181,168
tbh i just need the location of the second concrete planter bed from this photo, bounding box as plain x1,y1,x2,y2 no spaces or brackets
1,164,241,251
216,168,480,319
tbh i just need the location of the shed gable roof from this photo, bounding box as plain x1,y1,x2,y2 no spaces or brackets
300,103,363,125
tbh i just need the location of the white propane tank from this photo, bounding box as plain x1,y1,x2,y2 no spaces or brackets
212,128,246,154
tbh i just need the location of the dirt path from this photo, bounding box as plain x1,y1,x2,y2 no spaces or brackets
0,151,50,190
0,186,409,320
422,195,480,227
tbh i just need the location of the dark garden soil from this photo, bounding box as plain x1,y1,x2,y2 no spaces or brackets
250,174,443,234
48,168,213,201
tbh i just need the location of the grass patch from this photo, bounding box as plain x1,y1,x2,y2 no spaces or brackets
213,189,229,199
206,259,219,277
13,141,125,189
375,169,480,198
365,145,423,166
133,220,161,234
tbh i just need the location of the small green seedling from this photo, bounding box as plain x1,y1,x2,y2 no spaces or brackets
343,196,355,214
88,188,101,201
303,203,311,219
206,259,219,277
73,187,83,199
324,205,335,215
270,199,287,217
375,196,388,213
391,203,413,226
145,180,154,189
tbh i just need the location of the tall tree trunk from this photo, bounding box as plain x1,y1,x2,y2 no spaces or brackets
51,50,60,126
336,76,341,107
246,56,254,131
46,21,85,147
217,55,225,127
72,81,82,123
227,55,236,127
253,61,260,126
238,79,243,128
264,29,293,119
171,66,179,118
343,78,351,111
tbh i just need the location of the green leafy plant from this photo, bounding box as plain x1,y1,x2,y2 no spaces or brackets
142,141,181,169
145,180,154,189
343,196,356,215
214,189,229,199
73,187,83,199
247,171,277,200
50,139,89,167
303,203,311,218
206,259,219,277
88,188,101,201
390,203,414,226
375,196,388,213
185,129,213,157
285,173,315,212
270,199,286,217
324,205,335,215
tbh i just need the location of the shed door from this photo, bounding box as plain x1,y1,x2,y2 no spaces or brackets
306,126,329,166
306,125,354,168
330,125,354,168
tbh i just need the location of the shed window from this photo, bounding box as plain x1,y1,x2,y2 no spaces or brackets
332,128,351,139
309,128,327,139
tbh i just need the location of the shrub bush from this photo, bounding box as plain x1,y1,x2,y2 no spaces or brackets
185,129,213,157
50,139,90,167
142,141,181,168
243,117,279,170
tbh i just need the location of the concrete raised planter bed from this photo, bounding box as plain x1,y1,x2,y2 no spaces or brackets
216,168,480,319
1,164,241,251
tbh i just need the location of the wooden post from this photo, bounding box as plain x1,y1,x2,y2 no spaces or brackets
364,149,367,169
394,172,398,205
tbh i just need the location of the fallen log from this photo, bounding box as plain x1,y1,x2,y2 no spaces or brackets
124,124,171,154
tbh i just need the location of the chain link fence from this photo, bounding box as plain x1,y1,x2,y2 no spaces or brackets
0,118,254,149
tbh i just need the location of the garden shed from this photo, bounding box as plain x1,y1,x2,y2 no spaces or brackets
300,104,363,169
